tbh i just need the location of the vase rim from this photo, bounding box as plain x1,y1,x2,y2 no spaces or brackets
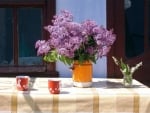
73,60,92,64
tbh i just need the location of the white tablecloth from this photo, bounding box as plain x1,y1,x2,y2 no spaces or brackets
0,77,150,113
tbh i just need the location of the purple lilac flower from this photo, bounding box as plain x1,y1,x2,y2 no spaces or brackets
35,40,46,49
35,40,50,55
101,46,111,56
35,10,116,64
52,10,73,26
86,47,95,55
81,20,98,36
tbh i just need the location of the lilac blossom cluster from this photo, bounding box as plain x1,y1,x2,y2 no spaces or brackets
35,10,116,65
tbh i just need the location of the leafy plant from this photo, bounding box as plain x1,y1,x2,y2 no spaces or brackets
112,56,142,76
35,10,116,65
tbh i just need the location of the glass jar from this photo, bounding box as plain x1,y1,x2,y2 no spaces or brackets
123,74,133,87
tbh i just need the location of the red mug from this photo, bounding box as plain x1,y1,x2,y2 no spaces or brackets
16,76,29,91
48,79,60,94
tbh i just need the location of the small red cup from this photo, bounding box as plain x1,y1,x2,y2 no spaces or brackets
48,79,60,94
16,76,29,91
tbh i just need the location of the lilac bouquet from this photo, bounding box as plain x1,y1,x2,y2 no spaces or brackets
35,10,116,65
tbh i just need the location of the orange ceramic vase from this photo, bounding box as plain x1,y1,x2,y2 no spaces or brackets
72,61,93,87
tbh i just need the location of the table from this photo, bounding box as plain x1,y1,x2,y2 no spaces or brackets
0,77,150,113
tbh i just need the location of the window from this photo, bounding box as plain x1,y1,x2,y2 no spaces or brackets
0,0,58,77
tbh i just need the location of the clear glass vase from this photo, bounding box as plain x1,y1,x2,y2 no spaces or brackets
123,74,133,87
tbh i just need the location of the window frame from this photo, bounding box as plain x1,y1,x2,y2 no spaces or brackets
0,0,58,77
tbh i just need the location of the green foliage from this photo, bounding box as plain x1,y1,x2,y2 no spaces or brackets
44,50,58,62
44,50,74,65
112,56,142,76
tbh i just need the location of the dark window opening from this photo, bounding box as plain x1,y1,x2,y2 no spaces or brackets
0,1,58,77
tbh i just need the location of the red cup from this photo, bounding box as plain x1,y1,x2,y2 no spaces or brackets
48,79,60,94
16,76,29,91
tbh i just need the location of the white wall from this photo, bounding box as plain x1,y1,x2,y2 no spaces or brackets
56,0,107,78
